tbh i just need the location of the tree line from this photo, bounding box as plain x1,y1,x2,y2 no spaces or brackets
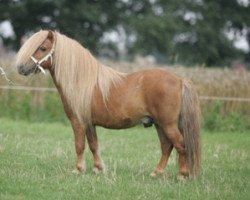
0,0,249,66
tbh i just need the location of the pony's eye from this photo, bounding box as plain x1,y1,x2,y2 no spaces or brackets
39,46,47,51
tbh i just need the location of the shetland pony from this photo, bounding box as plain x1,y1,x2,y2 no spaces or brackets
16,30,201,179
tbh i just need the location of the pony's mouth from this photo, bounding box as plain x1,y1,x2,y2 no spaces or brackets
18,64,39,76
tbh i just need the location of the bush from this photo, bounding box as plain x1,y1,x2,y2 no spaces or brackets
0,90,67,124
202,101,249,132
1,59,249,132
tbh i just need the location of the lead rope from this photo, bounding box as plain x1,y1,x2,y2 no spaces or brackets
0,46,55,85
0,66,15,85
0,65,39,86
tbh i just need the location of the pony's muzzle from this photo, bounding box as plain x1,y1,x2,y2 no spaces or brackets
17,64,36,76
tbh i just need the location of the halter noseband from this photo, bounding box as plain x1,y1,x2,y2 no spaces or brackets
30,42,55,74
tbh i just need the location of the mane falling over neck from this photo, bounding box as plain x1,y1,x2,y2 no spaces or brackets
53,32,124,123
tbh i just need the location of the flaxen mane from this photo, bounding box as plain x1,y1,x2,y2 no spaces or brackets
16,31,48,66
16,30,125,123
53,32,125,123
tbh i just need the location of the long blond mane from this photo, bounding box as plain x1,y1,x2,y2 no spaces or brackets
16,30,125,123
54,31,125,123
16,30,49,65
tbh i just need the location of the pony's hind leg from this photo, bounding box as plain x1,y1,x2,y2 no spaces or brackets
86,126,105,174
164,124,189,179
151,125,173,177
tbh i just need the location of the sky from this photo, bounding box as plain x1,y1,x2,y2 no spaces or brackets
0,21,14,38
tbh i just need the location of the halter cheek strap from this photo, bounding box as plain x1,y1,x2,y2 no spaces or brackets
30,44,55,74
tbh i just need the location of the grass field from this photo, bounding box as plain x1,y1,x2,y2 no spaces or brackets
0,118,249,200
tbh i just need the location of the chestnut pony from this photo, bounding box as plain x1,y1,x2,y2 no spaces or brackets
16,30,201,179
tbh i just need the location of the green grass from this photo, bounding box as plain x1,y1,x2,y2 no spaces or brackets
0,118,249,200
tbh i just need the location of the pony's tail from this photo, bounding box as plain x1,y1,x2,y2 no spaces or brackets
179,80,201,178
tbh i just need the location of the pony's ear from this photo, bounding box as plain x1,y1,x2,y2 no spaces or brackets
47,30,54,41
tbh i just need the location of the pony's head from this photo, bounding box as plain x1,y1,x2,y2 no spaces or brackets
16,30,55,76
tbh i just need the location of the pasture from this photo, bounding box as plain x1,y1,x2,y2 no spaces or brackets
0,118,249,200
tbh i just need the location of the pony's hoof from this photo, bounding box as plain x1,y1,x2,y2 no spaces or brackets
93,167,101,174
93,165,106,174
93,160,106,174
72,169,81,175
177,174,188,181
72,165,86,174
150,172,157,177
150,169,164,177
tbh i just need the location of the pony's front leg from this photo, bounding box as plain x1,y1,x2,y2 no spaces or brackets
70,118,86,173
86,126,105,174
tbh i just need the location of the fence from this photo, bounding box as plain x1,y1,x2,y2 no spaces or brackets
1,85,250,102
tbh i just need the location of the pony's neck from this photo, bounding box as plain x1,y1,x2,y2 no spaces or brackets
50,31,127,123
50,69,62,94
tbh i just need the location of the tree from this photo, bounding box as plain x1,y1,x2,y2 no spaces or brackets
0,0,120,52
180,0,249,66
0,0,249,66
0,0,56,49
120,0,249,66
53,0,120,53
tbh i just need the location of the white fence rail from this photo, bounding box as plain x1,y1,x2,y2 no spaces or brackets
0,85,57,92
1,85,250,102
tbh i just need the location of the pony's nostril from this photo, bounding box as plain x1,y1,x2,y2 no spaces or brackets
17,65,30,76
17,65,24,74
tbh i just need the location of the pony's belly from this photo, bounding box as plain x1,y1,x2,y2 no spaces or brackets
93,116,154,129
94,117,138,129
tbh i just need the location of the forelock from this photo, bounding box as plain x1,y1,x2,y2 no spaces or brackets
16,30,49,66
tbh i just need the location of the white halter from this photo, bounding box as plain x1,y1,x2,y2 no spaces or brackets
30,42,55,74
